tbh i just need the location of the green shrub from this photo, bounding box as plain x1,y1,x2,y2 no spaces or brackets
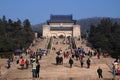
47,38,52,49
0,52,13,58
72,38,77,49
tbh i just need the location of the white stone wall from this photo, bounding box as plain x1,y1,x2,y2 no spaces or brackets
35,32,38,38
73,25,81,38
50,31,72,37
42,23,81,38
43,25,50,38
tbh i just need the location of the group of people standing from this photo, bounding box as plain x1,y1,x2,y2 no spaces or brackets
26,49,41,78
31,59,40,78
68,57,91,69
19,59,29,69
56,56,63,65
14,49,41,78
54,45,104,79
112,59,120,76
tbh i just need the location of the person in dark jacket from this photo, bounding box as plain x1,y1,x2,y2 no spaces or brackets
97,67,103,78
80,59,84,68
59,56,63,65
36,62,40,78
25,59,29,69
7,58,11,69
69,58,73,68
86,58,91,68
56,56,59,65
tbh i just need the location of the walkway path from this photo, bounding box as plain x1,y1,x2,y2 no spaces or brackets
0,38,115,80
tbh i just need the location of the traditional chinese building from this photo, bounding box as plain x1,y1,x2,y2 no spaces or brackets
42,15,81,38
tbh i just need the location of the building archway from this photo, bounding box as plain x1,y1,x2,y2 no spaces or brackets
58,32,65,38
51,33,57,38
66,33,72,37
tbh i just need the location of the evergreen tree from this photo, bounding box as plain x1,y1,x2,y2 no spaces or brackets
23,19,32,31
0,16,34,58
89,18,120,57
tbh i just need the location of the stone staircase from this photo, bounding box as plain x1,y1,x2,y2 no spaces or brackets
52,38,70,51
75,38,94,53
30,38,49,51
1,38,114,80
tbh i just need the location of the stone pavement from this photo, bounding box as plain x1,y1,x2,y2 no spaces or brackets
0,38,117,80
0,53,112,80
1,53,114,80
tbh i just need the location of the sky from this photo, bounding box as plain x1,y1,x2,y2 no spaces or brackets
0,0,120,25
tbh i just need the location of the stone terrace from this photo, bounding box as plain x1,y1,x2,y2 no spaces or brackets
0,38,117,80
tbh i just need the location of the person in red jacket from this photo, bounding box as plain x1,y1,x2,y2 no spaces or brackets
97,53,100,59
21,59,25,70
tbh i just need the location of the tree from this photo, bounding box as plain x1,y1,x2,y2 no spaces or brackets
16,19,22,27
23,19,32,31
0,16,34,58
2,15,7,24
0,16,7,36
0,21,6,36
89,18,120,57
8,19,13,26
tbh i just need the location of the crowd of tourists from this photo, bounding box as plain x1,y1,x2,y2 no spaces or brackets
4,37,119,79
112,58,120,76
55,46,92,69
21,49,42,78
53,44,103,79
5,43,105,79
6,48,43,78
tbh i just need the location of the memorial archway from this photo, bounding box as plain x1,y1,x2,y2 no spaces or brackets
58,32,65,38
51,33,57,38
66,33,72,37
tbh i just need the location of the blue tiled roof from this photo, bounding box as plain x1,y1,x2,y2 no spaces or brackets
47,15,76,23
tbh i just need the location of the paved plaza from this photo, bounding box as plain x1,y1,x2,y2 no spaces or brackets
0,38,118,80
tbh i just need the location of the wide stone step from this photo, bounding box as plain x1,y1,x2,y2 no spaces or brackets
1,38,114,80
